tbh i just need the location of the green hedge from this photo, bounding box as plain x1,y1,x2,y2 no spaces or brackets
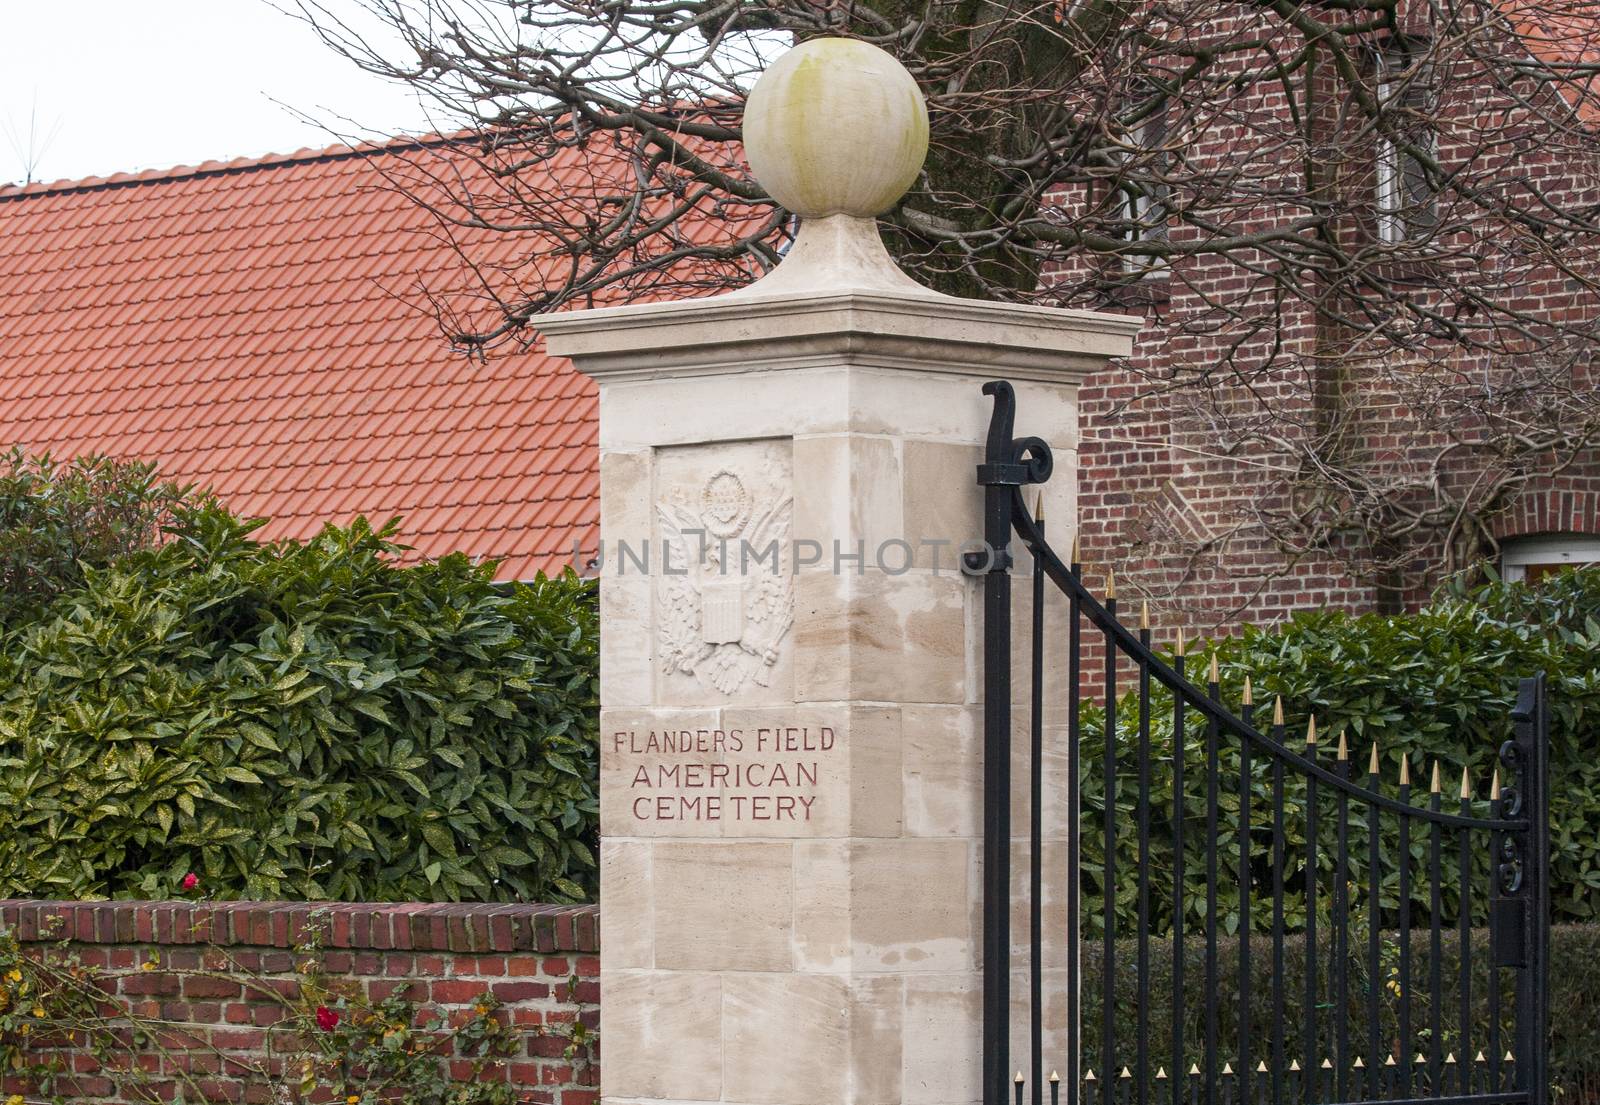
0,505,598,903
1075,569,1600,938
0,450,184,627
1079,923,1600,1097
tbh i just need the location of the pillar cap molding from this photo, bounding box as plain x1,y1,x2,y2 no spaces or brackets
542,207,1138,386
540,285,1139,384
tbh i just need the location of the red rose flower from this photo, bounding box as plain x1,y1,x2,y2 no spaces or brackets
180,872,199,891
315,1005,340,1032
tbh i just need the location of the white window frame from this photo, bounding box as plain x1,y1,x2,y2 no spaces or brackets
1375,49,1436,244
1375,126,1405,244
1110,93,1172,280
1500,534,1600,582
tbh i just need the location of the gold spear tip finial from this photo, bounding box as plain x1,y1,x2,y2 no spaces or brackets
1321,1058,1334,1070
1354,1057,1365,1070
1273,695,1285,725
1155,1069,1167,1081
1190,1064,1201,1076
1208,653,1220,683
1051,1072,1061,1083
1461,764,1473,801
1016,1071,1026,1083
1337,730,1349,761
1369,741,1380,775
1141,600,1150,630
1034,491,1044,522
1306,716,1318,744
1492,767,1501,800
1257,1061,1268,1073
1221,1064,1233,1076
1289,1061,1301,1072
1121,1068,1133,1079
1106,569,1116,600
1401,755,1412,786
1431,761,1443,794
1085,1070,1098,1083
1386,1056,1398,1067
1071,530,1081,564
1176,626,1186,657
1241,676,1253,706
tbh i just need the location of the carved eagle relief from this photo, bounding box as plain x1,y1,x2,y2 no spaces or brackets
658,470,795,695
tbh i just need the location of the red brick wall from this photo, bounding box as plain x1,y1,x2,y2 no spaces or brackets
0,900,600,1105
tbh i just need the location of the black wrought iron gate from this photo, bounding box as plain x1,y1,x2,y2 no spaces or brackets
974,381,1551,1105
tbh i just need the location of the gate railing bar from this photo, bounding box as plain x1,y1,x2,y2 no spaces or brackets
1334,736,1351,1102
1430,769,1445,1088
1486,768,1502,1093
1137,604,1153,1105
1204,660,1221,1105
1459,773,1474,1096
1366,745,1383,1101
1103,582,1119,1105
1238,681,1254,1105
1032,506,1046,1105
1066,538,1083,1105
1005,491,1525,833
1305,721,1320,1103
1399,757,1414,1098
1169,633,1186,1105
1270,708,1287,1105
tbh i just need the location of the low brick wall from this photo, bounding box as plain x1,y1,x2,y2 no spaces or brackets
0,899,600,1104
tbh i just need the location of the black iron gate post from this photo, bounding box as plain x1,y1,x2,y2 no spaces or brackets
978,384,1016,1105
1500,675,1551,1105
975,381,1054,1105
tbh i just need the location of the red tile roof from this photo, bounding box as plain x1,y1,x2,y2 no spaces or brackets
0,139,598,581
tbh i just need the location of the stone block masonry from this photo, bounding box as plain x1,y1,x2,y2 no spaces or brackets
0,899,600,1105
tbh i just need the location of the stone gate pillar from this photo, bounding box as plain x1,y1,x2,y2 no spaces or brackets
541,38,1138,1105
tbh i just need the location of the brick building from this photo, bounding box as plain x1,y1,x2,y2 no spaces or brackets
1059,4,1600,629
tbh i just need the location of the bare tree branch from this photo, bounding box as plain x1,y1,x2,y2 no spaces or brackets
297,0,1600,608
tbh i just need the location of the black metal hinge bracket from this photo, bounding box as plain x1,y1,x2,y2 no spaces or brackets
1491,897,1528,967
976,461,1034,487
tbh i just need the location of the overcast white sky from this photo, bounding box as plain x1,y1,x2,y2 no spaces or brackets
1,1,440,187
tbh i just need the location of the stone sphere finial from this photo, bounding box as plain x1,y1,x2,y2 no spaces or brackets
744,38,929,220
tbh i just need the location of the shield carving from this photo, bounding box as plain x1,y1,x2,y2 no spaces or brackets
700,578,745,644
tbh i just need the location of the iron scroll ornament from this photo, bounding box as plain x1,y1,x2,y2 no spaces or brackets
966,381,1052,573
1499,737,1526,893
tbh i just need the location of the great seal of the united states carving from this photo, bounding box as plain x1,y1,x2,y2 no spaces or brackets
658,472,794,695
